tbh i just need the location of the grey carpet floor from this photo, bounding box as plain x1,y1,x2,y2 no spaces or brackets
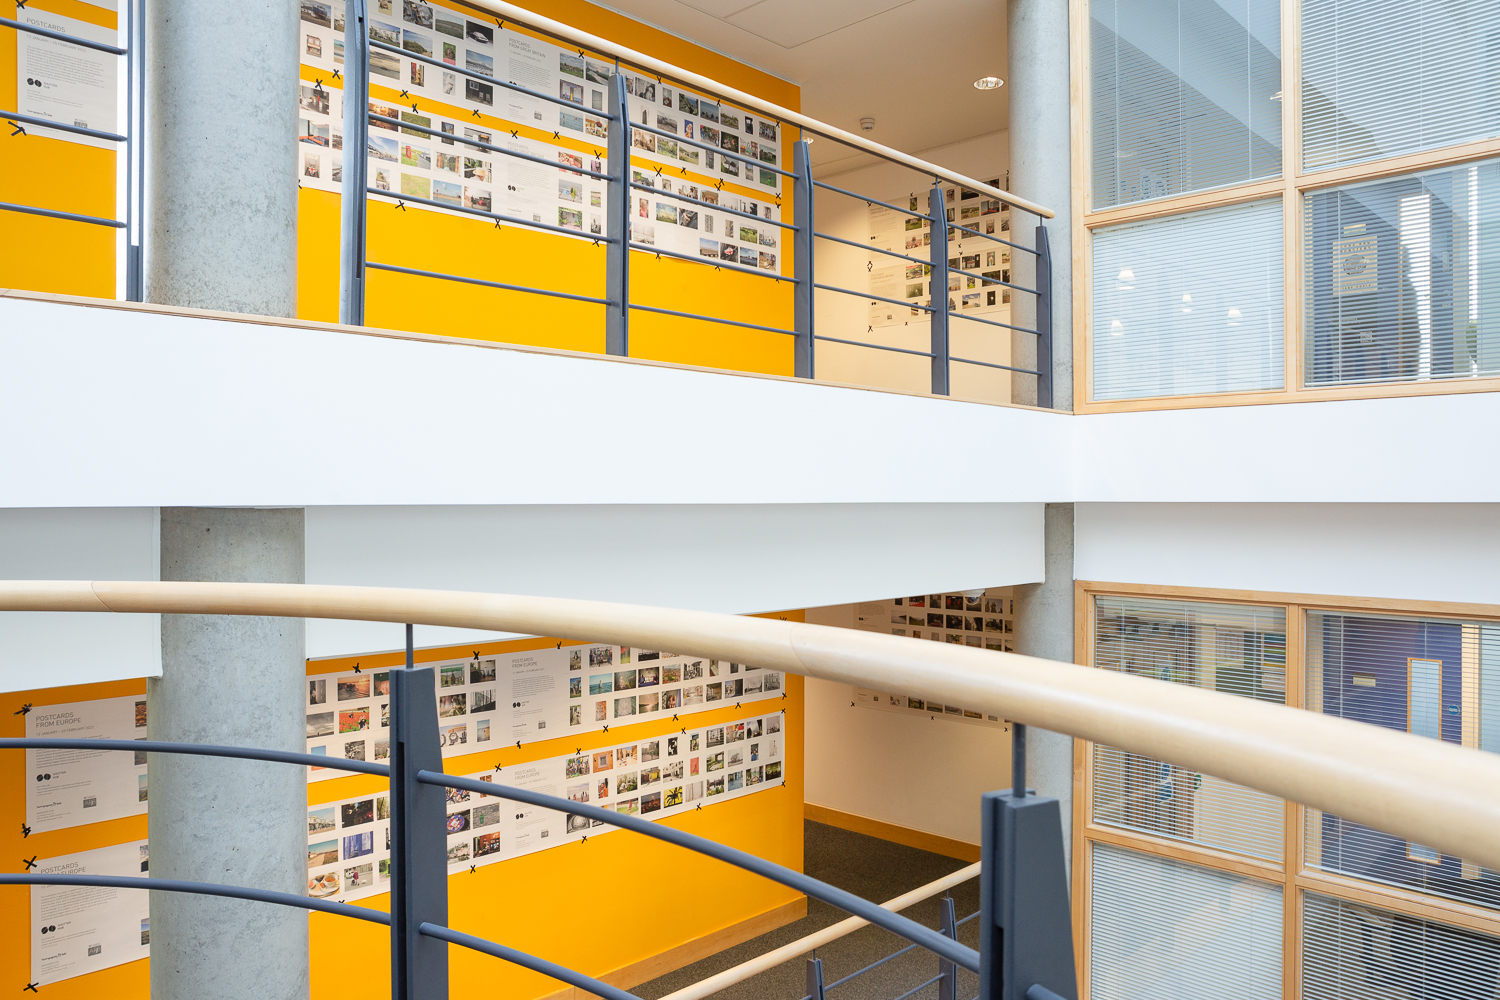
635,821,981,1000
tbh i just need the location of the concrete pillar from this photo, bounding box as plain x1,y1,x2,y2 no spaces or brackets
1012,503,1075,876
145,0,300,316
1008,0,1074,410
149,509,307,1000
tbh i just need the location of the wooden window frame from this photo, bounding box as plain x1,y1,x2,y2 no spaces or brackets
1071,580,1500,1000
1068,0,1500,414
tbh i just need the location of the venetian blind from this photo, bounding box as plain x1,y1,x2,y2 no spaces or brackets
1303,892,1500,1000
1093,596,1286,860
1090,844,1283,1000
1302,0,1500,172
1303,158,1500,387
1305,612,1500,911
1092,199,1284,401
1090,0,1282,210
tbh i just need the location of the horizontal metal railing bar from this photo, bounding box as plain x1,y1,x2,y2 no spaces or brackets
372,114,612,181
629,241,794,281
889,973,947,1000
367,187,618,243
955,910,979,927
812,180,933,222
949,264,1039,297
0,15,127,55
419,922,641,1000
366,261,610,306
949,220,1037,255
815,335,934,359
0,199,124,228
0,737,392,776
627,120,795,178
0,873,392,925
1026,986,1068,1000
3,109,126,142
629,303,795,336
814,283,935,313
456,0,1053,217
826,940,922,990
368,37,615,121
628,180,797,230
950,355,1042,376
415,770,980,971
949,312,1043,336
813,230,929,268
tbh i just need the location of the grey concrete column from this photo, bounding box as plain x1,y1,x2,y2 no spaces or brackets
1012,503,1075,876
149,509,307,1000
1008,0,1074,410
145,1,300,316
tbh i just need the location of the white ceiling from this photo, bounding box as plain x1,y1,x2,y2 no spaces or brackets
593,0,1010,175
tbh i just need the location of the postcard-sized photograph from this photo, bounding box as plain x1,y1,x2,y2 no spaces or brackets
341,798,374,828
707,777,725,797
473,831,503,858
727,771,744,792
307,712,336,739
308,871,340,898
746,766,763,786
441,723,467,746
565,754,591,779
616,771,638,794
594,701,608,721
402,0,433,27
763,673,782,692
370,46,402,80
438,693,466,718
377,795,390,820
370,135,399,164
706,725,725,748
343,830,374,860
465,20,493,45
743,675,763,694
766,761,782,781
447,842,470,864
432,179,462,206
344,862,374,891
445,786,470,806
470,688,496,714
635,665,660,688
308,807,336,835
596,776,610,799
585,645,612,668
338,676,370,702
466,79,494,106
616,743,638,766
446,810,470,835
663,760,683,781
616,797,639,815
471,658,497,684
559,208,584,230
301,1,333,27
568,677,583,699
569,705,583,726
560,111,585,133
699,239,720,258
374,736,390,759
344,740,366,761
614,669,637,691
706,751,725,772
634,692,657,714
593,750,614,772
403,29,432,57
338,708,369,734
641,791,663,814
615,692,637,716
681,685,703,706
661,689,681,710
308,839,339,869
705,682,723,702
567,782,590,805
589,673,613,696
464,186,491,212
472,802,500,829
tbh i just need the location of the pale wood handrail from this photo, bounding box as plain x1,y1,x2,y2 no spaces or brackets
657,863,982,1000
2,581,1497,872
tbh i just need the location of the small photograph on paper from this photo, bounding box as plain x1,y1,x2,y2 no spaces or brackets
616,744,638,766
616,771,638,794
560,112,584,133
441,723,467,747
465,21,494,45
707,777,725,797
683,684,704,705
637,692,660,714
616,798,639,815
471,659,496,684
338,709,369,733
594,701,608,721
474,832,502,857
403,29,432,57
466,79,493,106
309,871,340,897
308,712,335,738
637,666,660,688
473,803,500,828
301,1,333,27
466,50,494,78
661,689,681,710
446,786,470,805
439,664,463,688
432,179,462,206
589,646,612,667
338,677,370,701
309,807,336,835
470,688,496,713
565,754,590,779
438,694,466,718
435,11,463,37
447,842,470,864
766,761,782,781
707,751,725,771
593,750,614,771
568,677,583,699
569,705,583,726
727,771,744,791
589,674,613,696
344,863,375,890
614,670,637,691
641,791,662,814
375,673,391,696
560,80,584,105
464,187,491,212
341,799,374,827
402,0,433,27
446,810,470,834
308,840,338,868
371,47,402,79
344,740,366,761
706,682,723,701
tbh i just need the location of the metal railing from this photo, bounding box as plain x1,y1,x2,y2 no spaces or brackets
335,0,1056,403
0,622,1073,1000
1,2,146,300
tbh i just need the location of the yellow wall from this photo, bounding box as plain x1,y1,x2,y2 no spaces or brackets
0,611,806,1000
0,0,118,299
298,0,801,375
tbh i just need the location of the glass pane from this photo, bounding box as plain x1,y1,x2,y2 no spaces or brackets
1302,0,1500,171
1090,0,1282,210
1091,844,1282,1000
1303,158,1500,387
1304,612,1500,911
1092,596,1286,860
1093,199,1285,401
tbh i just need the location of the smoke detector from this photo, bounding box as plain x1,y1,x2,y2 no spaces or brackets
859,117,876,131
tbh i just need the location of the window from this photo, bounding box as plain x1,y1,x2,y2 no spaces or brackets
1092,199,1284,400
1092,596,1286,859
1301,0,1500,172
1304,158,1500,387
1305,612,1500,911
1091,0,1282,209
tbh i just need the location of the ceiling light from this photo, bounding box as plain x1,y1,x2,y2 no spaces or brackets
973,76,1004,91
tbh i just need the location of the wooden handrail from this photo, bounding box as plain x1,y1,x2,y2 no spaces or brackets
657,862,981,1000
2,581,1497,872
458,0,1055,219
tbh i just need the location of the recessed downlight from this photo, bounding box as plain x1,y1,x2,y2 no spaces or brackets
973,76,1004,91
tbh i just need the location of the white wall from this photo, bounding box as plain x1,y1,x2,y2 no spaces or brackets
804,600,1013,848
813,131,1014,402
1076,502,1500,606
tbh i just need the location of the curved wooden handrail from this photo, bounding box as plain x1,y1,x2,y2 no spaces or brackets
3,580,1497,872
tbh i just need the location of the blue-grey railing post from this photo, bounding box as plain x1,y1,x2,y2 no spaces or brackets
1034,224,1053,409
124,0,145,301
929,182,950,395
391,632,447,1000
605,71,631,356
791,137,814,378
977,758,1077,1000
806,955,827,1000
938,894,959,1000
339,0,370,326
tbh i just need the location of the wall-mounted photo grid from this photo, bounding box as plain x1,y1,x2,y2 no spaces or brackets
304,642,784,782
295,0,782,272
306,710,786,904
866,184,1013,329
854,591,1013,727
